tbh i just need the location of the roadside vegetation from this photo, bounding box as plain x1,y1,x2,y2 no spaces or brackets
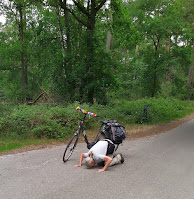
0,98,193,153
0,1,193,153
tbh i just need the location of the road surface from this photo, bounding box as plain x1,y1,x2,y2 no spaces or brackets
0,119,194,199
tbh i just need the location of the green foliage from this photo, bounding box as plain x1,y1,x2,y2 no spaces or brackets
0,105,75,139
0,103,103,140
0,104,14,118
51,30,118,104
111,98,194,124
111,0,141,50
0,0,193,103
112,0,194,100
0,0,193,154
0,100,193,141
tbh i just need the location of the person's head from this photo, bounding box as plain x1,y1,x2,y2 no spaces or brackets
85,152,95,168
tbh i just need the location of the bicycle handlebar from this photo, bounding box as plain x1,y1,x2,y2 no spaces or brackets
76,106,97,117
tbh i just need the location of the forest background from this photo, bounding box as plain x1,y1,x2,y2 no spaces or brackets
0,0,193,152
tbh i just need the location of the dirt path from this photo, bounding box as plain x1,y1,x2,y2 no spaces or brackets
127,113,194,139
1,113,194,156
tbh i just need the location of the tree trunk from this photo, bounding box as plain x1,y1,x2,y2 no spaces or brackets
165,36,170,52
56,4,66,59
135,45,139,54
55,3,67,78
152,64,157,97
187,63,194,99
63,2,71,54
106,12,113,51
187,66,194,87
59,0,107,104
152,36,160,97
165,33,171,81
106,31,112,51
86,27,95,103
85,0,96,104
19,6,28,103
58,0,71,54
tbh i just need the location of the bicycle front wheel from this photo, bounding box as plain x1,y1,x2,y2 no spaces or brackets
63,134,79,162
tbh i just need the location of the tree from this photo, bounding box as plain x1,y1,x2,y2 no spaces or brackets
59,0,109,104
0,0,45,102
126,0,193,99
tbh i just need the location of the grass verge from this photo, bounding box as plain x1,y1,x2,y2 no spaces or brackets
0,138,58,153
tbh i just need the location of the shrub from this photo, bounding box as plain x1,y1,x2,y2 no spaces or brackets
0,99,193,140
112,98,194,124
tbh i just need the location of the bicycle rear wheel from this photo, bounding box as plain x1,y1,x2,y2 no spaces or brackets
63,134,79,162
96,132,105,142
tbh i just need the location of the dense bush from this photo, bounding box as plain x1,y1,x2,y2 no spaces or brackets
0,98,193,140
0,104,13,118
0,104,77,139
113,98,194,124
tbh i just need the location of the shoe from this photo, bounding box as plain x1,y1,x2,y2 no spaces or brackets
118,153,124,163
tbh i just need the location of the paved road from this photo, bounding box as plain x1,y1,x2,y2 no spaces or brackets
0,120,194,199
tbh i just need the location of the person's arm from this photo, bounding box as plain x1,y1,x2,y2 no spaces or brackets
75,153,85,167
98,156,112,172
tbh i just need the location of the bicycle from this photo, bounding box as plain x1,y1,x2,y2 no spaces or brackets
63,106,106,162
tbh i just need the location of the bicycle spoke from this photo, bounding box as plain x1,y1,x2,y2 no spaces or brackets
63,135,78,162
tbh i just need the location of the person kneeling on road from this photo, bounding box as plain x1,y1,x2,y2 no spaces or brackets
74,139,124,172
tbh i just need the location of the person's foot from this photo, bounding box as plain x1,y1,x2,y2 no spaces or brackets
118,153,124,163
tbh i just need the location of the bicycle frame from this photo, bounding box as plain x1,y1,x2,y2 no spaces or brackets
76,114,105,145
63,107,120,162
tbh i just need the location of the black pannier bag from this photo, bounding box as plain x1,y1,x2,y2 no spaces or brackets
104,121,127,144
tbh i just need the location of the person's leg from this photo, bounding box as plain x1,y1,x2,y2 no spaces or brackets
109,153,124,166
97,153,124,167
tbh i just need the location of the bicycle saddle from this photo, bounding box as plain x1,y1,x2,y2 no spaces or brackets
99,120,108,124
99,120,117,124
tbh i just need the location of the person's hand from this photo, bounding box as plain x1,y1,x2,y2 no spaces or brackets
97,156,112,172
75,164,81,167
74,153,85,168
98,168,105,172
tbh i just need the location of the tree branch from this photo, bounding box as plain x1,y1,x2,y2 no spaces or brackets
72,0,89,16
59,0,89,27
95,0,107,12
58,0,65,9
66,7,89,27
150,35,157,49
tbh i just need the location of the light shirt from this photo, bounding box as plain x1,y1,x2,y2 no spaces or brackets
84,141,108,164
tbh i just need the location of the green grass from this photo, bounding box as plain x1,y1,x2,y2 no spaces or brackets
0,138,58,153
